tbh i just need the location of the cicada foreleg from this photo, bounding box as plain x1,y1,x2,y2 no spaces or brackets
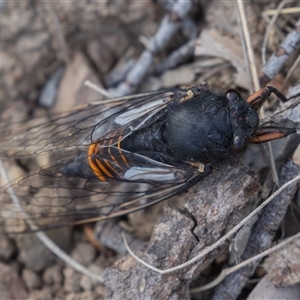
249,127,296,143
246,86,288,111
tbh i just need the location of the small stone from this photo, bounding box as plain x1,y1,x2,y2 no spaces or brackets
16,234,56,272
43,264,63,285
16,227,70,272
22,268,42,290
0,233,15,261
63,267,82,293
79,274,93,291
94,284,106,298
0,262,28,299
28,288,53,300
71,242,97,267
65,290,97,300
80,264,104,291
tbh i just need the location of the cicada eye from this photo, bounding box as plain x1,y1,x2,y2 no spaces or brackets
233,135,246,151
226,89,241,103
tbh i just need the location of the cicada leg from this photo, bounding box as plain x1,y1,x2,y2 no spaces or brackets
250,127,296,143
246,86,288,111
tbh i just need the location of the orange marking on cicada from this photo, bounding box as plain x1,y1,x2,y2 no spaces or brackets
246,88,264,106
250,128,294,143
94,156,114,179
107,141,123,178
107,139,118,164
87,143,106,181
117,135,130,167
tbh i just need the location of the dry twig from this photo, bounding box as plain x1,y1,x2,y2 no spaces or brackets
259,17,300,86
107,1,195,97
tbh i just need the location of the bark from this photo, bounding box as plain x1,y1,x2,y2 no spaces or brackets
103,157,261,299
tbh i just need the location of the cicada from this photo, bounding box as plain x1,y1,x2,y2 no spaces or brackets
0,84,295,233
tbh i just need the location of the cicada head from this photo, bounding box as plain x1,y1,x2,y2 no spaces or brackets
226,89,259,151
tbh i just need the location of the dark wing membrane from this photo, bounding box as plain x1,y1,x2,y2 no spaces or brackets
0,88,207,233
0,89,185,159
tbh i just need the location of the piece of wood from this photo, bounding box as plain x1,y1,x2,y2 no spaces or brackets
213,160,300,300
103,157,261,299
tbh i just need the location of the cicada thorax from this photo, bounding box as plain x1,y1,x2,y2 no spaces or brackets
119,88,260,166
161,90,235,164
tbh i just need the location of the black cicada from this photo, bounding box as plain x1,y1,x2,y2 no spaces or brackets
0,84,295,233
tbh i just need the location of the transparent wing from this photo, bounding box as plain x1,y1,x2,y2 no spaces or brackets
0,89,181,158
0,155,206,233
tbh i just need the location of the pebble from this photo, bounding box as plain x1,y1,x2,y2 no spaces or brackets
43,264,63,285
79,264,104,291
16,234,56,272
71,242,97,267
0,262,28,299
28,288,53,300
0,233,15,261
63,266,82,293
65,290,97,300
22,268,42,290
16,228,71,272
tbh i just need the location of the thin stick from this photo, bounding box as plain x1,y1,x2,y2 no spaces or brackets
260,17,300,86
236,1,259,91
84,80,112,98
265,6,300,17
0,159,103,283
282,54,300,90
236,0,279,185
191,231,300,293
262,0,288,65
123,173,300,274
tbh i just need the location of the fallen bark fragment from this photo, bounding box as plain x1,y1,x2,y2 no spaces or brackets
212,160,300,300
103,158,261,299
